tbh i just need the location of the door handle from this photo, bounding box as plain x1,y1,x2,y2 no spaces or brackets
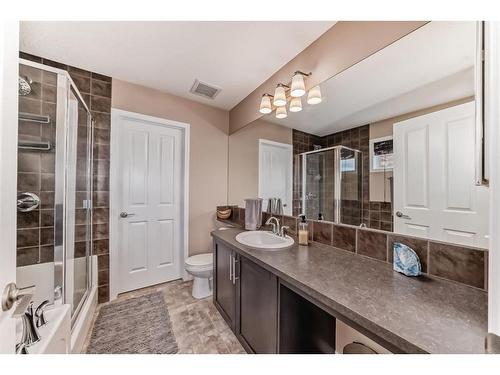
120,212,136,218
395,211,411,220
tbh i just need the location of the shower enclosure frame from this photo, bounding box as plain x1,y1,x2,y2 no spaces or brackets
300,145,363,224
19,58,94,327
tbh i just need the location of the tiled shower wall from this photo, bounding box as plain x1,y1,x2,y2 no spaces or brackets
20,53,112,303
17,64,57,266
292,126,393,231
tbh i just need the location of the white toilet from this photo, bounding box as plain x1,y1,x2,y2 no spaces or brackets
185,253,213,299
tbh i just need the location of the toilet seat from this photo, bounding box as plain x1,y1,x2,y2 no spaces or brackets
185,253,212,271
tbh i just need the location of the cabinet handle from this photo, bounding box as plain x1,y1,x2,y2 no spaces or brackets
232,256,239,284
229,253,232,281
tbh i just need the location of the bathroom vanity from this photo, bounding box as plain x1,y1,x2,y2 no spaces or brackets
212,228,487,354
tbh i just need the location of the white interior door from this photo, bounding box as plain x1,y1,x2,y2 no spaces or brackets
393,101,489,248
114,112,186,295
258,139,293,215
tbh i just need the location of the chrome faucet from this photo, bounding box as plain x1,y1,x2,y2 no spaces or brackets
35,300,49,328
265,216,280,235
21,302,41,347
265,216,290,237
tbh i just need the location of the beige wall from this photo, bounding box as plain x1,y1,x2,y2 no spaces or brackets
111,79,229,255
369,97,474,201
229,21,427,133
228,119,292,207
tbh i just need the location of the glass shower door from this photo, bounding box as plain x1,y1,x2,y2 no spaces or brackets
65,87,92,319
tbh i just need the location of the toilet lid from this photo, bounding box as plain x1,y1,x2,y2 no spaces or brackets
185,253,213,267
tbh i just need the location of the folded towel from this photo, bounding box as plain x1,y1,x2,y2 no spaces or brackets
244,198,263,231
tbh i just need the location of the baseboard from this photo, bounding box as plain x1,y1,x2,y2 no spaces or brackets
70,285,98,354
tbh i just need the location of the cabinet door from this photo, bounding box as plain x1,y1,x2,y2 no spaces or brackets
214,241,236,329
237,255,278,353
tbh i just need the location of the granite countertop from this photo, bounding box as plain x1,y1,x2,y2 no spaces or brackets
211,228,488,354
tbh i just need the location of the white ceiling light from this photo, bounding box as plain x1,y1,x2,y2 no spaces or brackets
259,94,273,114
290,71,311,97
307,85,322,105
273,84,288,107
289,97,302,112
276,106,287,119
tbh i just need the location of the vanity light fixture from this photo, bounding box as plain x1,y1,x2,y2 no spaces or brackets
273,84,288,107
290,71,311,98
259,94,273,114
307,85,322,105
259,71,320,116
289,97,302,112
276,105,287,119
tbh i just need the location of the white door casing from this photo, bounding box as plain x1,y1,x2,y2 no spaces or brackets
258,139,293,216
0,20,19,353
393,101,489,248
110,109,189,299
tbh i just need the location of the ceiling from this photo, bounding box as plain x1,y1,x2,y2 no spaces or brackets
19,21,335,110
265,21,476,135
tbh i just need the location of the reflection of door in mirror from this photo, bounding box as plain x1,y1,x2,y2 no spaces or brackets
393,101,489,248
258,139,293,216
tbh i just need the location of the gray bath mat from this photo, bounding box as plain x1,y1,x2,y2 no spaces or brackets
86,292,178,354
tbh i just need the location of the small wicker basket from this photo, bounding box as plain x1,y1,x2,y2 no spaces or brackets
217,208,232,220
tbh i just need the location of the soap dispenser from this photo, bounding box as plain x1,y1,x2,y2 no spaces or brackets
298,215,309,246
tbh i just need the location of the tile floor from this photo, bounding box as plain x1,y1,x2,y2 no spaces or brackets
82,279,245,354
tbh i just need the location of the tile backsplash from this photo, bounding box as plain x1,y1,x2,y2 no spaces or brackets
218,206,488,291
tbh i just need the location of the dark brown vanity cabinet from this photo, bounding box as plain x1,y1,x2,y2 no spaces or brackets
213,240,278,353
214,241,237,330
236,255,278,353
213,239,337,354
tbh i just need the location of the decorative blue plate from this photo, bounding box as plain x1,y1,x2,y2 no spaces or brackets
393,243,421,277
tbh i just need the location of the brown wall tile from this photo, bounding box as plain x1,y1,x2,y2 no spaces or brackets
17,247,39,267
98,268,109,286
91,79,112,97
93,239,109,255
98,285,109,304
17,172,40,191
357,229,387,261
17,228,39,248
40,227,54,245
91,96,111,113
428,242,485,289
312,221,333,246
17,210,39,229
332,225,356,252
281,215,297,236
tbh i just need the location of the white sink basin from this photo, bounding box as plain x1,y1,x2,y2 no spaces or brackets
235,231,294,250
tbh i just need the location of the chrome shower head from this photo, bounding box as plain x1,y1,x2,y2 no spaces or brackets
19,76,32,96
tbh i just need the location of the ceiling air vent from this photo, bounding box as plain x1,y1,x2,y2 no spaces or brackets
189,79,221,99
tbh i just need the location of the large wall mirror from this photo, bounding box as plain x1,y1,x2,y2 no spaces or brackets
227,21,489,248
